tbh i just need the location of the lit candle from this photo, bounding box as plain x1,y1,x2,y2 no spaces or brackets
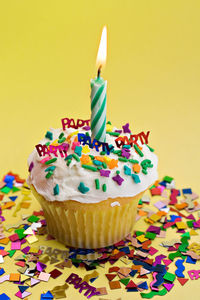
90,26,107,142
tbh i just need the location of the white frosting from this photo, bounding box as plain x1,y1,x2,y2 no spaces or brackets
111,201,121,207
27,127,158,204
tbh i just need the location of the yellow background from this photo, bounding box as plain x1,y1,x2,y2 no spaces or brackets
0,0,200,299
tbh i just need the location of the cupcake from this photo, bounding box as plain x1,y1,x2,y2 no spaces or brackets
27,123,158,248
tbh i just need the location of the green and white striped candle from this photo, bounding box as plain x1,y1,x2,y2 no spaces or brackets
90,76,107,142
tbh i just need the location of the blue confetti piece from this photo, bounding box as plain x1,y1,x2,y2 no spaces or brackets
182,188,192,194
186,256,196,264
175,259,185,278
0,293,10,300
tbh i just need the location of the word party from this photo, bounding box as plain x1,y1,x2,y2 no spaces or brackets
35,143,69,157
61,117,90,131
115,131,150,148
78,133,114,155
66,273,100,298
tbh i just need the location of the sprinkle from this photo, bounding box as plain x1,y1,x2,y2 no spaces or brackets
100,170,110,177
132,174,141,183
72,153,80,162
45,166,56,172
46,171,53,179
133,164,141,173
128,159,139,164
124,165,131,176
106,131,120,136
58,136,66,144
102,162,107,168
28,162,34,172
134,144,144,157
95,179,100,190
93,160,102,166
102,184,107,192
112,174,124,186
78,182,90,194
66,159,71,166
122,123,131,133
82,165,98,172
59,132,64,139
53,184,59,195
118,157,128,162
45,158,57,165
45,131,53,140
121,149,131,159
74,146,82,157
146,144,154,152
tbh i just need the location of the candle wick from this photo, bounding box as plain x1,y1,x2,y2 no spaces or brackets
97,65,102,79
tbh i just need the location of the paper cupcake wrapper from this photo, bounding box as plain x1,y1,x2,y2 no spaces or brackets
31,185,144,249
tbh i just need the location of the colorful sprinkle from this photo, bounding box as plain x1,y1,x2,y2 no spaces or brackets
78,182,90,194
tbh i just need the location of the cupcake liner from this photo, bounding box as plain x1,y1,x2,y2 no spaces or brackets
31,185,145,249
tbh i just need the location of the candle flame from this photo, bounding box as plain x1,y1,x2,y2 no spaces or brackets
96,26,107,69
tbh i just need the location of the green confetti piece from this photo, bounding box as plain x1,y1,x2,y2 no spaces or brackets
163,176,174,183
27,215,40,223
116,170,120,175
134,144,144,157
179,236,189,252
8,250,16,257
54,184,59,195
163,272,176,282
106,131,120,136
119,278,130,286
102,184,107,192
45,141,50,146
168,250,183,261
135,231,144,236
82,165,98,172
89,155,95,160
141,288,167,299
14,228,26,239
95,179,100,190
72,153,80,162
12,186,20,192
0,186,11,194
145,232,156,240
45,158,57,165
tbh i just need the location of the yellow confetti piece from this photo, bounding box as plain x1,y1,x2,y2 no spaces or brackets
190,229,198,236
149,214,161,222
136,234,148,243
26,235,38,244
176,222,187,229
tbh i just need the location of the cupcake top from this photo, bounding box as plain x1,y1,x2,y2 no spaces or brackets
27,123,158,204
